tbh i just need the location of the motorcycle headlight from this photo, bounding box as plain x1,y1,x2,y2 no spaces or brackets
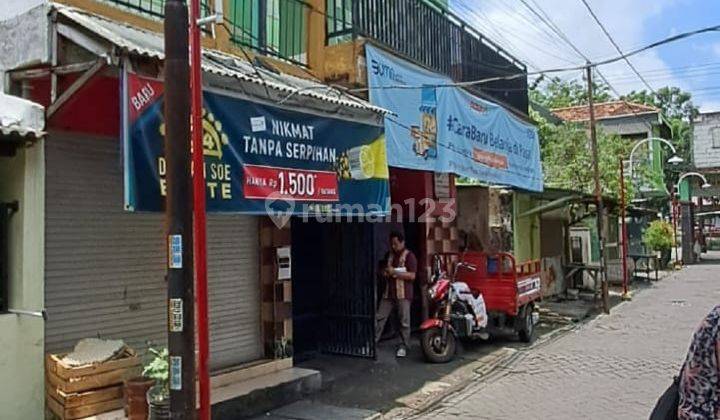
428,283,438,299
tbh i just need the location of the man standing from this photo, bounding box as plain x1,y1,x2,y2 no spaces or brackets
376,230,417,357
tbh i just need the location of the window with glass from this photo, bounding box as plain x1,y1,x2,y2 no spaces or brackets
229,0,309,65
711,127,720,148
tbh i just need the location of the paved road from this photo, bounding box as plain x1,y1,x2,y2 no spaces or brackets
414,256,720,420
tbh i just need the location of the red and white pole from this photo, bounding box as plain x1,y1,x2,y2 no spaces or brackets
189,0,210,418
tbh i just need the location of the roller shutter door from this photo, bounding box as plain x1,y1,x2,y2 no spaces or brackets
207,215,262,371
45,134,166,353
46,134,263,369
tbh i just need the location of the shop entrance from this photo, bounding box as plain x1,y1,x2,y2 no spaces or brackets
292,220,393,361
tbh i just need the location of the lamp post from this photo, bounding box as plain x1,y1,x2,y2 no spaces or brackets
620,137,682,300
672,172,712,266
618,158,630,300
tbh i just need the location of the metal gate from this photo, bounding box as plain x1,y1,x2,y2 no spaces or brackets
292,220,380,359
321,222,377,358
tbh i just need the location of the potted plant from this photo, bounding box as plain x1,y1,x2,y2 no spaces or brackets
643,220,674,268
143,346,170,420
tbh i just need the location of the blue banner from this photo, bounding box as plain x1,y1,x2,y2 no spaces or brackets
124,73,389,215
365,45,543,192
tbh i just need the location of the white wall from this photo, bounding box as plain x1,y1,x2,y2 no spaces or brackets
693,112,720,169
0,3,49,72
2,0,45,20
0,141,45,420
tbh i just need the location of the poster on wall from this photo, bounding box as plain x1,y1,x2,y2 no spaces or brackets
122,72,390,215
365,44,543,192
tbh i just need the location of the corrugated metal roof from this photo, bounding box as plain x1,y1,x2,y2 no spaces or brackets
53,4,388,115
0,92,44,139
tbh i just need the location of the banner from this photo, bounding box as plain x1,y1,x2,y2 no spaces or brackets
365,45,543,192
123,72,389,215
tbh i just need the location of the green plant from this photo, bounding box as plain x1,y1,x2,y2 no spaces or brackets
143,346,169,402
643,220,674,252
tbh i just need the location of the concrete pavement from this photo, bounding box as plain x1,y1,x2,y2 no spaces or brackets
412,254,720,420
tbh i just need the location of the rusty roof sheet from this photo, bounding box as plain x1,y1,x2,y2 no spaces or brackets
53,3,388,116
551,100,659,122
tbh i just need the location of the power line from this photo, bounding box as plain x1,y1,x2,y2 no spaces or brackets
516,0,587,61
579,0,656,94
347,24,720,93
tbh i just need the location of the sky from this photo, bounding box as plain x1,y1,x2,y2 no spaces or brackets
450,0,720,111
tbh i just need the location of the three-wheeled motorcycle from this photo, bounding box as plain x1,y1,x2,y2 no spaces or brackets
421,252,542,363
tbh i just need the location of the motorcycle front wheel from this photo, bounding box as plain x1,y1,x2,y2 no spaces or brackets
421,326,456,363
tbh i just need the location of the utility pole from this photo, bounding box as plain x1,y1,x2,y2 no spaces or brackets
164,0,196,417
586,65,610,314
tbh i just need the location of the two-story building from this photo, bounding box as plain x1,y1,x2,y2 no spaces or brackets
692,111,720,248
1,0,542,418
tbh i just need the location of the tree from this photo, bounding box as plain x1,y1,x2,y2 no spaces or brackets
530,76,612,109
532,109,636,200
622,87,698,121
621,87,699,164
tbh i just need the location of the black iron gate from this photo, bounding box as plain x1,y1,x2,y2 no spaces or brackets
321,222,377,358
292,220,382,360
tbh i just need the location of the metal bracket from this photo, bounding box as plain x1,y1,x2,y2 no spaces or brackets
7,308,47,320
196,13,223,26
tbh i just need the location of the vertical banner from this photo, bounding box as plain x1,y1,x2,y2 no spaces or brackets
122,72,390,214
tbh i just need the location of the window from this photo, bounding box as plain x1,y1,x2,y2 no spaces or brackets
711,127,720,149
0,203,10,313
570,236,583,263
229,0,309,65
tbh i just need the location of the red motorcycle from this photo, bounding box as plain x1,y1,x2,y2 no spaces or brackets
420,255,489,363
421,252,542,363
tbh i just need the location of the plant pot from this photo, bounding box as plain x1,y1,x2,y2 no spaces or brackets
147,385,170,420
660,249,672,269
124,377,155,420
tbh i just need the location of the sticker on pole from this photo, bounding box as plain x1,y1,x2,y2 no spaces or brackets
170,356,182,390
168,234,182,269
169,298,183,332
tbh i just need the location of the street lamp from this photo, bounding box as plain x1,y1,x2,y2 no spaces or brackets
628,137,683,178
619,137,681,301
672,172,712,267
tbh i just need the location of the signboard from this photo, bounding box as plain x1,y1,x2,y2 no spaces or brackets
365,45,543,192
123,72,390,215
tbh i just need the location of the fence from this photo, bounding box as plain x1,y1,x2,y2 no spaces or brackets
327,0,529,113
101,0,211,19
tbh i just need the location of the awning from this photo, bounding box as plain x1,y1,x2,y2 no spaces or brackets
50,4,388,120
0,92,45,141
518,195,581,218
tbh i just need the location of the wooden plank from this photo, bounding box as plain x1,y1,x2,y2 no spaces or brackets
46,382,123,408
46,392,66,419
46,348,140,380
48,365,141,394
46,390,123,420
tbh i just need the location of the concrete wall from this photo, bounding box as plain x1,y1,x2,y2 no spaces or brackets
456,187,489,249
2,0,45,20
513,193,540,262
693,112,720,169
0,3,49,72
0,141,45,420
597,114,657,137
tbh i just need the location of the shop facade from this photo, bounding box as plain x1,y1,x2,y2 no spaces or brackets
0,93,46,420
1,3,388,417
